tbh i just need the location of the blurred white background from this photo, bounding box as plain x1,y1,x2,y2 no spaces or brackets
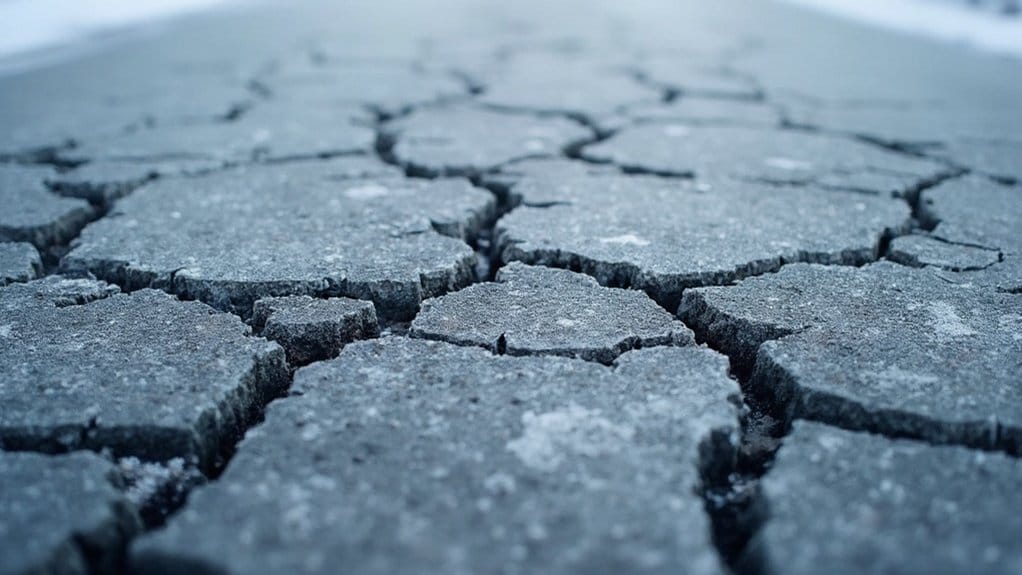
0,0,1019,64
781,0,1022,56
0,0,236,60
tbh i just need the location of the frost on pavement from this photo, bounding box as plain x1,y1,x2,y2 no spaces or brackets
491,159,910,310
744,422,1022,575
890,176,1022,293
680,262,1022,454
411,262,693,364
383,105,592,176
130,338,739,575
0,277,288,472
64,158,496,320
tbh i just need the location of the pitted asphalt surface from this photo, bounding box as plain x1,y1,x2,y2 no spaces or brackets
1,1,1020,574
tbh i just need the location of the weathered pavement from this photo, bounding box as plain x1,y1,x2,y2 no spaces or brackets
0,0,1020,573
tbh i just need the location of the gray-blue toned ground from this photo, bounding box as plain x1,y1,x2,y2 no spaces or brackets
0,0,1020,574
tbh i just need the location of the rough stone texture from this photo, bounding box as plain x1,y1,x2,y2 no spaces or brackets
0,164,96,250
744,422,1022,575
252,295,379,366
0,242,42,286
131,338,740,575
0,451,141,575
64,159,495,320
680,262,1022,454
0,278,288,472
890,176,1022,292
0,0,1020,569
383,105,593,176
411,263,693,363
582,124,949,192
492,158,910,310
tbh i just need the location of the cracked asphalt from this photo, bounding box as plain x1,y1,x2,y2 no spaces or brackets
1,0,1020,574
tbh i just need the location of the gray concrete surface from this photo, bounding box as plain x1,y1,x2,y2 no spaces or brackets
0,0,1020,573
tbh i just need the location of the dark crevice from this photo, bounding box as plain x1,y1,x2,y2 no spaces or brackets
499,227,895,317
678,290,1019,571
116,457,205,530
888,237,1003,273
700,380,781,570
901,168,968,231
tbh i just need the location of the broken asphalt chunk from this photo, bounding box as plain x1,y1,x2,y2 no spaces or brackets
492,159,910,310
252,295,379,366
131,338,739,575
0,451,141,575
0,164,96,250
64,159,494,319
0,278,288,472
622,96,781,128
383,105,592,176
262,61,468,118
57,101,376,186
0,242,42,286
634,56,760,99
743,422,1022,575
582,124,947,193
411,263,693,363
478,54,660,129
680,262,1022,454
890,176,1021,292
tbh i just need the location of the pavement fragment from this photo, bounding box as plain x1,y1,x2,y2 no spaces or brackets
491,159,910,310
262,61,469,118
634,56,760,99
0,164,96,250
252,295,379,366
478,54,660,129
0,68,253,161
680,262,1022,454
411,263,693,363
383,105,592,176
56,102,377,193
743,422,1022,575
0,278,288,472
0,451,141,575
130,338,740,575
64,159,494,319
581,124,947,192
0,242,42,286
890,176,1021,292
623,96,781,127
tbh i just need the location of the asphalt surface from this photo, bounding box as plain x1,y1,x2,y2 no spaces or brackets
0,0,1020,573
